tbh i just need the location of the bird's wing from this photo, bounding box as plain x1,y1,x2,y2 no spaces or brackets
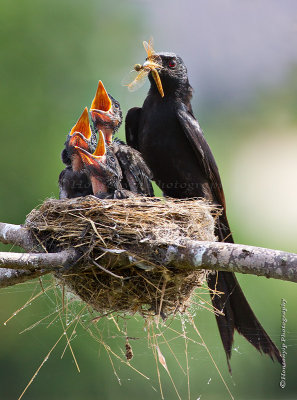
112,141,154,196
61,147,71,166
125,107,142,150
58,166,93,199
176,104,226,209
177,105,282,368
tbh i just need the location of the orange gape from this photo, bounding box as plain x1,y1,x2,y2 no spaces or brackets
90,81,112,113
75,131,108,194
69,107,92,139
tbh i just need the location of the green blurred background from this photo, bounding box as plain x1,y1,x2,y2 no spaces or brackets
0,0,296,399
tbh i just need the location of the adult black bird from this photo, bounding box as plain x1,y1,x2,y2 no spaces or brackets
125,51,281,371
75,130,129,199
90,81,154,196
59,107,95,199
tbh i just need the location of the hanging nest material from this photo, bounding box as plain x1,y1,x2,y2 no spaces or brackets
25,196,220,318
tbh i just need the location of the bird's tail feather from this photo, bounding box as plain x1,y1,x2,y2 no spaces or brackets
208,215,282,372
208,269,282,373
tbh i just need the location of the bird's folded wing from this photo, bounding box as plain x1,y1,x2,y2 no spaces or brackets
112,140,154,197
176,104,226,209
125,107,142,150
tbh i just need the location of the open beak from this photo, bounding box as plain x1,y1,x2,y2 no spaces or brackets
75,130,106,168
69,107,92,139
68,132,89,150
90,81,114,123
143,60,164,98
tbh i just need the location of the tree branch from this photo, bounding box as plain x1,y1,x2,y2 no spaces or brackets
0,268,49,288
0,223,77,288
0,249,77,288
164,240,297,283
0,221,296,290
0,222,36,251
0,250,77,271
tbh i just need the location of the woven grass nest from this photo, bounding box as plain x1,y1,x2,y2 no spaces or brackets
25,196,219,318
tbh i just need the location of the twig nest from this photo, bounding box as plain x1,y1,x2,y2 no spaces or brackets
25,196,219,317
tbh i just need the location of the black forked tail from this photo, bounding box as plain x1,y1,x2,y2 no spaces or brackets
208,271,282,373
208,217,282,372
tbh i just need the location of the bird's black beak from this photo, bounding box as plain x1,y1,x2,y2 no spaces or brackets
143,60,164,98
68,107,92,149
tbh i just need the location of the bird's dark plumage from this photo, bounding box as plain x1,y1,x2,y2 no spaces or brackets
112,139,154,196
59,108,95,199
59,167,93,199
75,132,133,199
90,81,154,197
125,51,281,370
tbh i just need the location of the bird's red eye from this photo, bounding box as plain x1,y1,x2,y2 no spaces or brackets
168,59,176,68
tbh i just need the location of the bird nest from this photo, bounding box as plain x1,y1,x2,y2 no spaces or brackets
25,196,219,318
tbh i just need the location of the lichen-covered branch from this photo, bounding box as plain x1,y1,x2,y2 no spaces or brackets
0,223,77,288
0,221,296,289
0,222,36,251
164,240,297,283
0,250,77,271
0,249,77,288
0,268,49,288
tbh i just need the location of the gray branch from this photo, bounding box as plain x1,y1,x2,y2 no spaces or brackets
0,222,36,251
164,240,297,283
0,268,49,288
0,222,296,289
0,250,77,271
0,222,77,288
0,249,77,288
